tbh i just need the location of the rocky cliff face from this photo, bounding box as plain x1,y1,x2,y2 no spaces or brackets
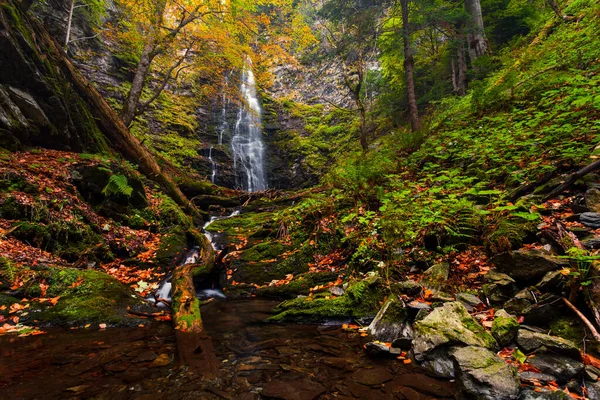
0,3,110,153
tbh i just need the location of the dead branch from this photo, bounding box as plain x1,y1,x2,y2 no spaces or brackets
562,297,600,343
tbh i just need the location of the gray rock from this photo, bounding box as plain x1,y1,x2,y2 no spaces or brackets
527,352,584,383
422,262,449,290
0,85,29,129
583,237,600,250
412,302,497,361
451,346,520,400
7,86,50,127
522,294,566,326
364,342,391,357
585,365,600,381
420,347,456,378
586,380,600,399
490,250,569,283
535,271,565,293
367,295,410,342
586,189,600,213
516,330,581,360
504,289,536,315
519,388,571,399
329,286,344,296
519,371,558,383
457,293,483,311
392,280,422,296
483,270,519,305
581,212,600,229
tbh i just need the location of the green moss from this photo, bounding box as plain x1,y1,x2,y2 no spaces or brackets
155,226,188,267
549,316,586,346
156,193,192,228
256,271,339,298
492,312,520,346
21,267,150,326
268,275,384,323
10,220,109,263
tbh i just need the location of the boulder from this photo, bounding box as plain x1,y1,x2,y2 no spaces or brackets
422,262,449,290
516,330,581,360
420,347,456,378
492,309,520,347
7,86,50,127
451,346,520,400
504,288,535,315
527,352,584,383
535,271,565,293
367,295,411,342
482,270,518,305
522,294,566,326
412,302,497,361
581,212,600,229
489,250,568,283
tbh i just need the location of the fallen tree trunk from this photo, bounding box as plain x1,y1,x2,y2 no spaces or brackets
172,233,219,375
19,6,202,221
544,159,600,201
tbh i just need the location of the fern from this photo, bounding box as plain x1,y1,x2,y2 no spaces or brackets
102,174,133,197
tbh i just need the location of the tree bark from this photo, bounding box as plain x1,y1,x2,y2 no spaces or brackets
455,41,468,96
400,0,420,132
172,234,219,375
64,0,75,48
120,38,156,126
545,0,564,20
464,0,487,62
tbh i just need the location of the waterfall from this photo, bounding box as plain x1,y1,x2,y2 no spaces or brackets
231,60,267,192
208,146,216,184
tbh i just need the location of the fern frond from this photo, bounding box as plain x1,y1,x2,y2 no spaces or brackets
102,174,133,197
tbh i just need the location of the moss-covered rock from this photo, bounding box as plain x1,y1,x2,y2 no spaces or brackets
154,226,188,267
491,309,520,347
451,346,520,400
268,274,384,323
21,267,153,327
413,302,498,361
10,220,110,262
255,271,339,298
549,316,586,346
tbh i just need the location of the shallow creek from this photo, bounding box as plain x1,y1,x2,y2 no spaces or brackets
0,298,455,399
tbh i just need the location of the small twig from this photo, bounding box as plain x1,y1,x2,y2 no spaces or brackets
562,297,600,342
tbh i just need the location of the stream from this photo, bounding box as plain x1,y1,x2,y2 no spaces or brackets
0,210,456,399
0,299,455,399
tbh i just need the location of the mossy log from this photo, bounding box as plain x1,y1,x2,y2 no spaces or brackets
9,4,202,222
171,234,219,375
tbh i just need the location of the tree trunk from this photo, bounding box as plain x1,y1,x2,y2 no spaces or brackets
400,0,420,132
464,0,488,62
545,0,564,20
172,234,219,375
64,0,75,48
119,38,156,126
26,11,202,222
455,42,468,96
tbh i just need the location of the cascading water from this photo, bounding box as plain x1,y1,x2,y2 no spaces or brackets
231,60,267,192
